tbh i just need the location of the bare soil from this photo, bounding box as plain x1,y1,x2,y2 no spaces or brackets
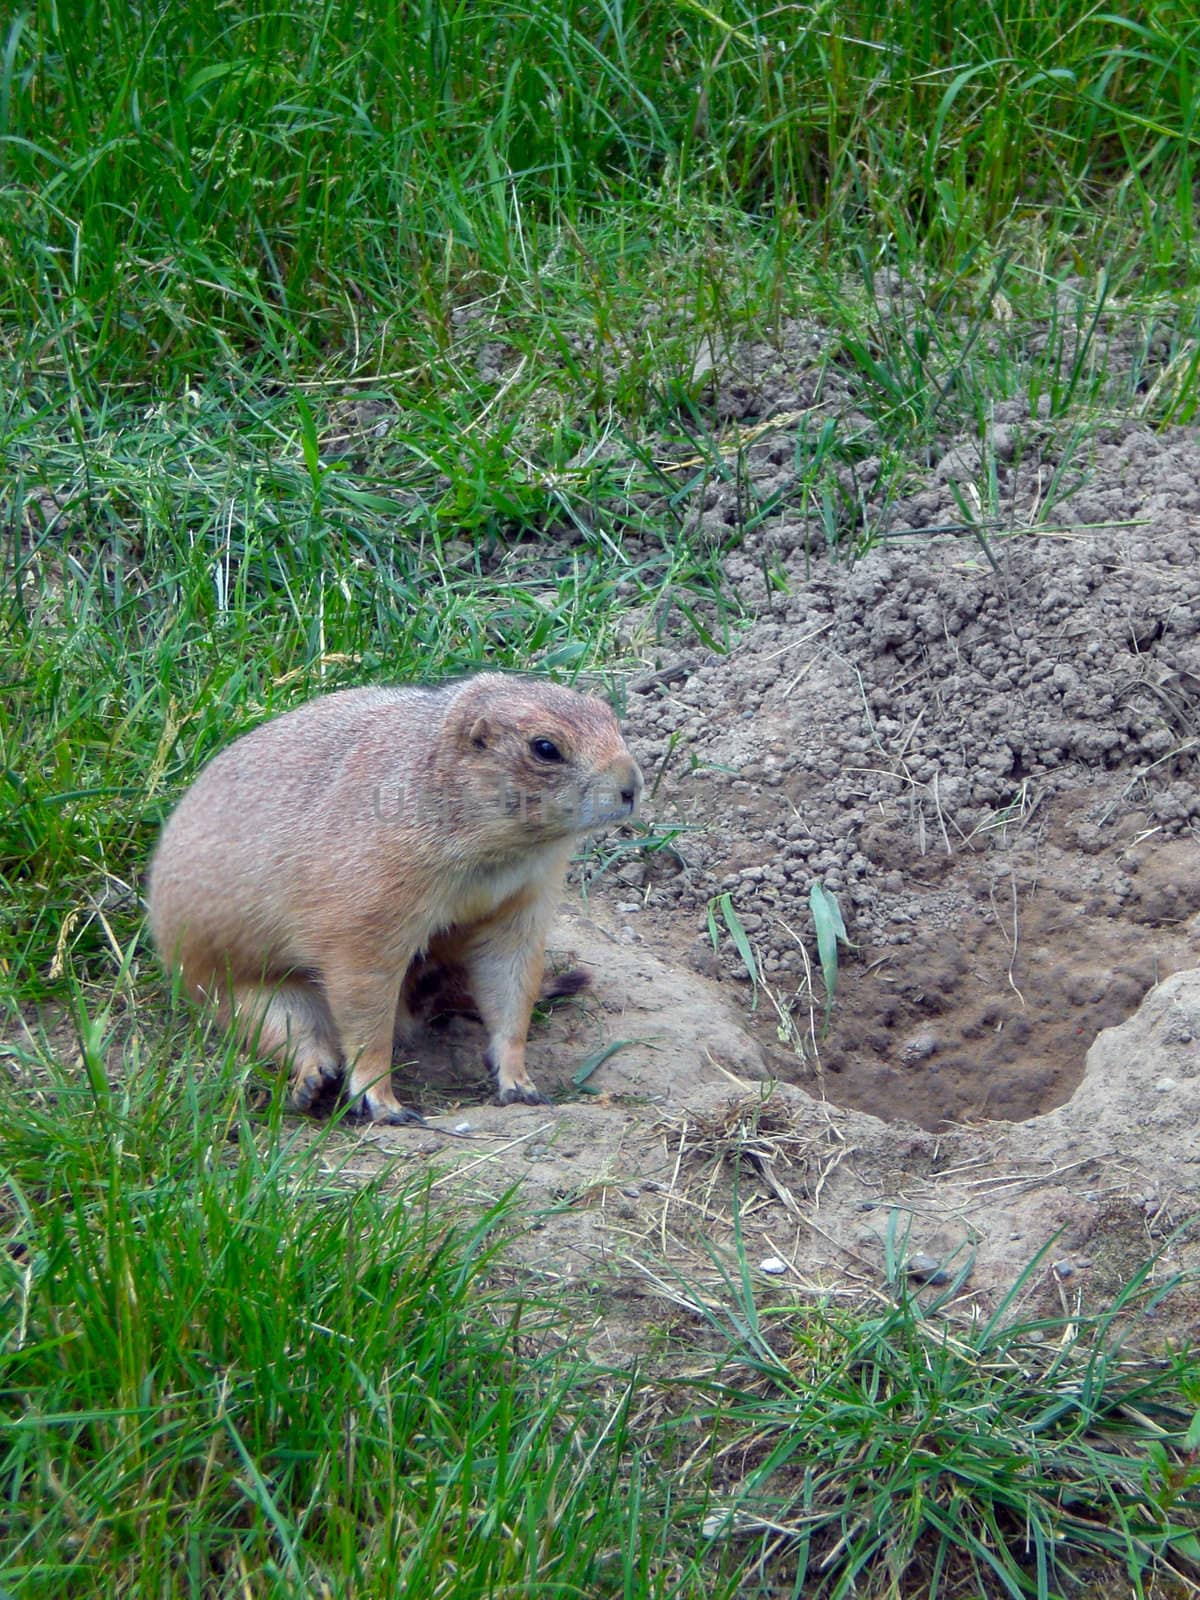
323,908,1200,1341
618,414,1200,1130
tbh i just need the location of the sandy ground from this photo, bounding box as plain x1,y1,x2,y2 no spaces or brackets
309,902,1198,1339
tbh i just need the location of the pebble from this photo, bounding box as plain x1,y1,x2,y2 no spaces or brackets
621,1185,640,1200
1154,1077,1177,1093
1052,1259,1074,1279
899,1032,938,1064
759,1256,788,1275
453,1121,472,1134
905,1253,953,1285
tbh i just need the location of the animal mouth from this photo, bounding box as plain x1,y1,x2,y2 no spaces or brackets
576,789,640,828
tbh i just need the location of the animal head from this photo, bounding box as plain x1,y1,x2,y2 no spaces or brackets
447,674,643,843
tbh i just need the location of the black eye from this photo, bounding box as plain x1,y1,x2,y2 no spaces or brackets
530,737,564,763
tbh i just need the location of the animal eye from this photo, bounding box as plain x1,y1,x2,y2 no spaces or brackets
530,737,564,763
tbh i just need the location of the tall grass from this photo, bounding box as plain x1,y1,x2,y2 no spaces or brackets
2,1,1197,388
4,0,1197,603
681,1229,1200,1599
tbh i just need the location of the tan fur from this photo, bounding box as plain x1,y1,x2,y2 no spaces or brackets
147,674,642,1122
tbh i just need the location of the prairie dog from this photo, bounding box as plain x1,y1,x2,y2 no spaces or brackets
148,673,642,1122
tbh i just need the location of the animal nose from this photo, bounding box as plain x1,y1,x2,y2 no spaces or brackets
618,760,644,809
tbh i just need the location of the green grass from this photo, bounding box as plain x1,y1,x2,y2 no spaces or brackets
683,1226,1200,1598
4,0,1200,1594
3,0,1197,386
1,1036,712,1597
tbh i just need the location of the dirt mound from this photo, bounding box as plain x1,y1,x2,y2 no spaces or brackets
336,906,1199,1329
617,399,1200,1126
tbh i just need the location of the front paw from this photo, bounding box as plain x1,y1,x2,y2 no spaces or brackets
496,1083,552,1107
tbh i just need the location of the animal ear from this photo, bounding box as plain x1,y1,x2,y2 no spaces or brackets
467,715,491,751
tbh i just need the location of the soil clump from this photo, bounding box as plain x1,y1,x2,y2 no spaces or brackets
612,344,1200,1128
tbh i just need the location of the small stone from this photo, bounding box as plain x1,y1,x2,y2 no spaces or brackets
1154,1077,1177,1093
759,1256,788,1275
621,1185,640,1200
905,1253,952,1285
454,1121,472,1134
899,1032,938,1064
1053,1260,1074,1279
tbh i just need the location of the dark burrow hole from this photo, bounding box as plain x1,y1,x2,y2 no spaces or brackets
770,900,1194,1131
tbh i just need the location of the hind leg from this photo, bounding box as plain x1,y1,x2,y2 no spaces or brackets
222,978,342,1110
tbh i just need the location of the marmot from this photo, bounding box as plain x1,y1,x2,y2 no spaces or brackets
148,673,642,1123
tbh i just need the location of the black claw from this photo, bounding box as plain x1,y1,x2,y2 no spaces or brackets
496,1084,552,1107
289,1059,344,1114
346,1095,426,1126
374,1106,427,1127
